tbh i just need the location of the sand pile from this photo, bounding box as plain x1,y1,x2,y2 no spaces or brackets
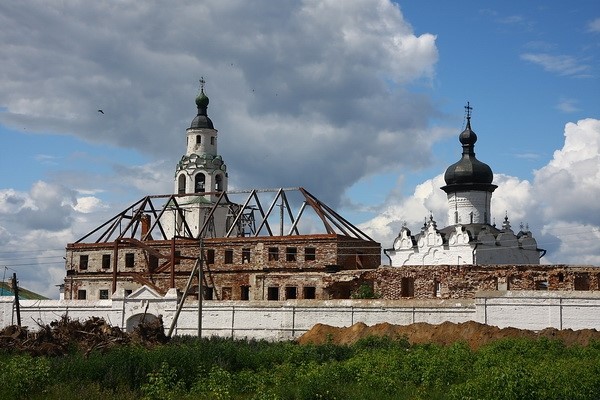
298,321,600,349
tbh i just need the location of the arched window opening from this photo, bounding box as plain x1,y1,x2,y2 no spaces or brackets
215,174,223,192
178,174,186,194
195,173,206,193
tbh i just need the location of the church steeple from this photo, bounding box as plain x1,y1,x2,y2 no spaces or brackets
441,103,496,226
174,79,228,201
190,77,214,129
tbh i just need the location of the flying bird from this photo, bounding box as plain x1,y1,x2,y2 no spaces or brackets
97,109,104,114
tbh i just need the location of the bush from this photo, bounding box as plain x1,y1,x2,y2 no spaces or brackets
0,355,50,399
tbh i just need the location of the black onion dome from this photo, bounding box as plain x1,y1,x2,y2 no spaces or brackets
190,90,214,129
441,118,496,193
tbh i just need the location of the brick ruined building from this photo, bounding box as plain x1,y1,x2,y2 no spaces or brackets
63,83,381,301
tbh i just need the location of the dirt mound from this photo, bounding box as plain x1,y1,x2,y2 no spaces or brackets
0,315,168,356
298,321,600,349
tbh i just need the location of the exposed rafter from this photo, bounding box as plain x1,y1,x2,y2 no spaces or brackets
74,188,375,244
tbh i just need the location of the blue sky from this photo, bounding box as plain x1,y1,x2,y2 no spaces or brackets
0,0,599,298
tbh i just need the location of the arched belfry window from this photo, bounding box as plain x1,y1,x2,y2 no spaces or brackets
195,173,206,193
178,174,186,194
215,174,223,192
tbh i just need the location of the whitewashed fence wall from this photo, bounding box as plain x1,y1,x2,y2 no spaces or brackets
2,288,600,340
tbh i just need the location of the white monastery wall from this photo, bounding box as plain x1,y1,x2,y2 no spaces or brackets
475,291,600,330
3,289,600,340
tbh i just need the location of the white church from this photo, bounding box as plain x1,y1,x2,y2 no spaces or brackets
386,106,544,266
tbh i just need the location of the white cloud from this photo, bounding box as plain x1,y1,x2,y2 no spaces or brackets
0,181,114,298
555,98,580,113
0,0,438,206
588,17,600,33
74,196,105,214
521,53,590,76
533,118,600,225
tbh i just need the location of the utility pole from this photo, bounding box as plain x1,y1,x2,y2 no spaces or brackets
11,273,21,327
198,237,204,338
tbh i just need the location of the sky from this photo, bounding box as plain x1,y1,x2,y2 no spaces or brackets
0,0,599,298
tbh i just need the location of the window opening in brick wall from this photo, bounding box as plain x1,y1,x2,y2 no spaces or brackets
224,249,233,264
77,289,87,300
267,286,279,300
202,286,214,300
211,136,215,145
304,247,316,261
222,287,232,300
240,285,250,300
149,254,158,270
434,280,441,297
242,248,251,263
286,247,297,262
124,289,133,297
575,274,590,291
400,277,414,297
206,249,215,264
268,247,279,261
285,286,297,299
303,286,316,299
99,289,109,299
79,255,88,270
102,254,111,269
535,280,548,290
196,135,201,144
558,272,564,283
125,253,135,268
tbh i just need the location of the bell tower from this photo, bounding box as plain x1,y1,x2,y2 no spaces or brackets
174,78,228,202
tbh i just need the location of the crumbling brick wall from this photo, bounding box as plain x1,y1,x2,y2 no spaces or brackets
374,265,600,300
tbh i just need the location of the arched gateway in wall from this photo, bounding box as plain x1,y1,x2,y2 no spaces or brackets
126,313,161,333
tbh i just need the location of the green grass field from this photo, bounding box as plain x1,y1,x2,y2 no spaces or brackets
1,335,599,400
